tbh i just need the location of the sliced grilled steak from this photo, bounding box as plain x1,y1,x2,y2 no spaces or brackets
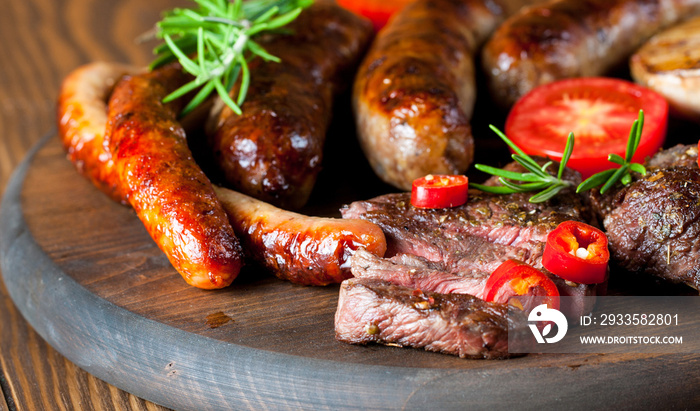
341,158,602,318
341,161,587,270
351,248,489,297
587,145,700,289
335,278,527,359
342,157,590,256
351,247,597,319
344,213,542,272
341,190,583,258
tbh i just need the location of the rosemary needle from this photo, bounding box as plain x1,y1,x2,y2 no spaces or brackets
151,0,313,116
576,110,647,194
471,125,575,203
472,110,649,202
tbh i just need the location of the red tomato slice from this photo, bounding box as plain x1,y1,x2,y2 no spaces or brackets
542,221,610,284
505,78,669,178
336,0,413,31
411,174,468,209
484,260,560,311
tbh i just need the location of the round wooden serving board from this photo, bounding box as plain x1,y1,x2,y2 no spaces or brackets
1,133,698,410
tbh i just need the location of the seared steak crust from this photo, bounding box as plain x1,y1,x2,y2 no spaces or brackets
646,144,699,171
335,278,524,359
603,167,700,288
342,157,589,257
341,188,586,260
589,144,700,219
588,145,700,289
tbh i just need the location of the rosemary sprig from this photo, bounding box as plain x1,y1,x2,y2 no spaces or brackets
151,0,313,116
471,125,575,203
576,110,647,194
472,111,649,203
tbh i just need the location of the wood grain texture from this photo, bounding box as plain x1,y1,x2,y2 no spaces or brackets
0,0,184,409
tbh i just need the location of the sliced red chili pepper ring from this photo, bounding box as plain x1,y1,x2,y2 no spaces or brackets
542,221,609,284
410,174,469,209
483,259,560,311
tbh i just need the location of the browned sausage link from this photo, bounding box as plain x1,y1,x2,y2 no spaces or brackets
214,186,387,286
353,0,535,191
107,64,244,289
208,2,373,210
482,0,700,108
57,62,142,203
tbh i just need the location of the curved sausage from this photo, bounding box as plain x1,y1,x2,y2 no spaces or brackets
57,62,142,202
207,2,373,209
214,186,387,286
105,64,244,289
353,0,537,191
482,0,700,108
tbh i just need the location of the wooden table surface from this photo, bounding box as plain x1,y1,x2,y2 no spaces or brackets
0,1,187,409
4,1,700,410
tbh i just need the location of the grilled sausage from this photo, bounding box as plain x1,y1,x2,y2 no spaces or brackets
105,64,244,289
483,0,700,108
207,2,373,209
57,62,142,202
353,0,538,191
214,186,387,286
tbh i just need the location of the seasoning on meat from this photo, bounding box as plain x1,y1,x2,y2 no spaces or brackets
589,145,700,289
335,278,528,359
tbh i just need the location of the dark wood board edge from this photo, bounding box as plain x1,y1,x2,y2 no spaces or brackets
1,135,699,410
0,378,8,411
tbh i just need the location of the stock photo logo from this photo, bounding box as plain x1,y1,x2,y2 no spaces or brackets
528,304,568,344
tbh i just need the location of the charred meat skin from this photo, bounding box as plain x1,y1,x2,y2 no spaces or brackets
590,145,700,289
483,0,700,108
106,64,243,289
335,278,524,359
605,168,700,288
208,2,373,209
353,0,537,190
214,186,386,286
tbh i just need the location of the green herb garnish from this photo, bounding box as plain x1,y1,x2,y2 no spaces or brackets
151,0,313,116
576,110,647,194
471,125,575,203
473,110,648,202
